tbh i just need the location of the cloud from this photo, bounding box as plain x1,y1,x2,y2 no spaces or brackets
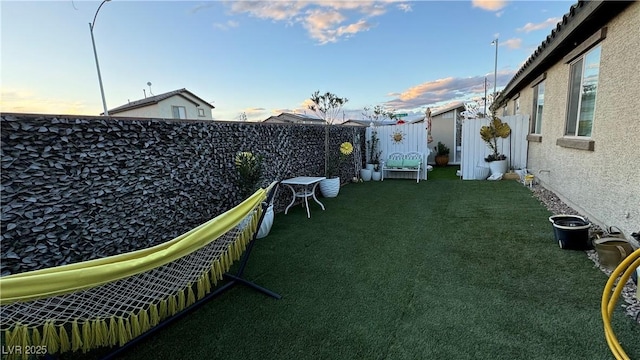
229,1,308,22
517,17,561,33
397,3,412,12
303,9,346,44
213,20,240,31
300,98,318,111
226,1,397,44
0,89,93,115
189,3,215,14
240,107,270,121
471,0,508,11
383,71,516,111
502,38,522,49
252,70,519,122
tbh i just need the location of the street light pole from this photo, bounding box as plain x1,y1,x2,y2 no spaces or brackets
90,0,111,116
492,38,498,100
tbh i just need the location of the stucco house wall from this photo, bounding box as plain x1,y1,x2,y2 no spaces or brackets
156,96,211,120
505,2,639,237
108,89,214,120
109,104,161,119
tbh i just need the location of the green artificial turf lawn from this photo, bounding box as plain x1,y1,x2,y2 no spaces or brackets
73,167,640,360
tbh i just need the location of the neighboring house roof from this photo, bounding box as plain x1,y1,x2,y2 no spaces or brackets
409,103,465,124
430,102,465,117
263,112,325,124
107,88,215,115
358,119,402,126
495,0,632,106
342,119,398,126
341,120,369,127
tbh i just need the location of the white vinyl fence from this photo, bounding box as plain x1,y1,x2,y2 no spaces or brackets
460,114,530,180
366,122,432,180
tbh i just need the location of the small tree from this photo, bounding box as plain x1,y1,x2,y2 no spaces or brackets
366,131,382,166
480,115,511,162
362,105,393,126
308,91,348,125
308,91,349,177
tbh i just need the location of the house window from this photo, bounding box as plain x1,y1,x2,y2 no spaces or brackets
198,108,205,117
172,106,187,119
502,105,508,117
514,98,520,115
531,81,545,134
565,44,600,137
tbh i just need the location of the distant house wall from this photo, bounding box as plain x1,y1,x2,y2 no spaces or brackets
263,118,287,124
111,104,162,118
504,2,640,236
156,96,212,120
264,113,325,125
112,95,213,120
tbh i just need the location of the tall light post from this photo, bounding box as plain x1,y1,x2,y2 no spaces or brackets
491,38,498,100
89,0,111,116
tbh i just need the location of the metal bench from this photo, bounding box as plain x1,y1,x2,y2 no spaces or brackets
381,152,424,183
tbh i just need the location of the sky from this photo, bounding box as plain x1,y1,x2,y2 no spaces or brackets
0,0,575,122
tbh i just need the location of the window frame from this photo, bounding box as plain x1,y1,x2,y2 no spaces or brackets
197,108,205,117
556,27,605,151
172,106,187,119
530,73,546,135
564,44,600,138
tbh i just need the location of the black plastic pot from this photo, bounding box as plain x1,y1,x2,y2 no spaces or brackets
549,215,592,250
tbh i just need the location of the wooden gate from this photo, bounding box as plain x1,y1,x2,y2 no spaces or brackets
366,122,432,180
460,114,530,180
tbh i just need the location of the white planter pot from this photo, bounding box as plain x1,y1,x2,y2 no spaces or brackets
371,171,382,181
365,164,375,171
475,166,490,180
488,159,507,175
256,204,274,239
360,169,372,181
319,177,340,197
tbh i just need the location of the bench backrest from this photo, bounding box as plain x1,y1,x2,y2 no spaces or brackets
385,152,423,168
387,152,423,162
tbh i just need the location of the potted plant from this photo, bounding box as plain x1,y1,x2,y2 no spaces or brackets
480,115,511,175
366,130,382,172
320,141,353,197
434,141,450,167
234,151,273,238
371,163,382,181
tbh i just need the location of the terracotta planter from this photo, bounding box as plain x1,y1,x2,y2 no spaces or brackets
435,155,449,166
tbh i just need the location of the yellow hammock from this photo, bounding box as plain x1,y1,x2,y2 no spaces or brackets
0,184,274,359
601,248,640,360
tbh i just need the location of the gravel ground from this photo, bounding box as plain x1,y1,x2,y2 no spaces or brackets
529,184,639,323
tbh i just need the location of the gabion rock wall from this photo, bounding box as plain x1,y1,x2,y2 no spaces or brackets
1,114,365,275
